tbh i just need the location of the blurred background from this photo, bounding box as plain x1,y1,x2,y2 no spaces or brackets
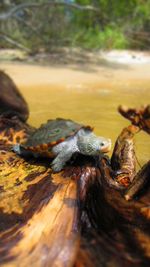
0,0,150,52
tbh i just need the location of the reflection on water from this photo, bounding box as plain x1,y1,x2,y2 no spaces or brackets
20,84,150,167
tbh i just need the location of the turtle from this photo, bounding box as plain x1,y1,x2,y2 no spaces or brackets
13,118,111,172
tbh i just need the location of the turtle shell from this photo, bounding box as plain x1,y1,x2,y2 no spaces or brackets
23,118,93,152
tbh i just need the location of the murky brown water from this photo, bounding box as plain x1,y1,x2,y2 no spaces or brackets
20,84,149,168
1,61,150,167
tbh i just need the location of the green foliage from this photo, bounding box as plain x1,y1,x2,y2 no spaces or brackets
71,26,128,49
0,0,150,52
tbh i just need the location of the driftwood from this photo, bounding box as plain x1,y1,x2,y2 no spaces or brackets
0,71,150,266
118,105,150,134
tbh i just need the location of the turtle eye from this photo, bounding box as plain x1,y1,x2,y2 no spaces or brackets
100,142,105,146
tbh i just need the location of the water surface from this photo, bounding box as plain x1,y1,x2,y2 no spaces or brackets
1,61,150,167
21,84,150,167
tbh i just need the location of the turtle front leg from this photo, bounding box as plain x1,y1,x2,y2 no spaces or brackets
51,149,74,172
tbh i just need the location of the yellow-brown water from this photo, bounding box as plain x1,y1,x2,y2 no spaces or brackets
1,61,150,167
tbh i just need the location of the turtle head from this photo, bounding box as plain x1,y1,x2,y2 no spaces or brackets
77,133,111,156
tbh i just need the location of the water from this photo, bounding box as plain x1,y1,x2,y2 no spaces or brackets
1,61,150,167
20,84,150,168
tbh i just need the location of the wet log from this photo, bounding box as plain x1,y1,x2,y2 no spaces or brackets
0,71,150,267
75,179,150,267
125,160,150,201
111,125,139,186
75,158,150,267
0,148,80,266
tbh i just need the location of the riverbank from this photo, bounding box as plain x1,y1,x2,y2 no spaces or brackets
0,49,150,90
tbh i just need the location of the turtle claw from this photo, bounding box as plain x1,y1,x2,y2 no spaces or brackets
13,144,21,154
51,165,64,173
51,165,63,173
51,159,64,173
